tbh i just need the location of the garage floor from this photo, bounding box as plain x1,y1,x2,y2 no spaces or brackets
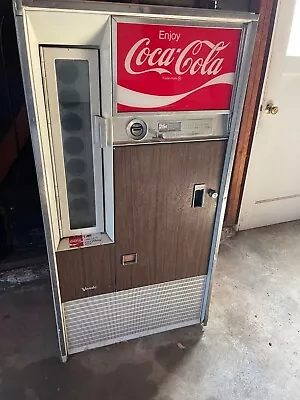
1,221,300,400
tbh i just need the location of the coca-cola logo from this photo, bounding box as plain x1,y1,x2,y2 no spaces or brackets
117,23,242,112
125,36,229,77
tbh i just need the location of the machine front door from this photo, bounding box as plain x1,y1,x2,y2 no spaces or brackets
239,0,300,230
114,140,226,291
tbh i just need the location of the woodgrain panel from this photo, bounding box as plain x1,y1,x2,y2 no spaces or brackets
114,140,227,291
56,244,115,302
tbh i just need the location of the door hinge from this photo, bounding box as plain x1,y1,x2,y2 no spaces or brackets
13,0,22,16
228,112,233,132
55,188,63,236
40,52,52,125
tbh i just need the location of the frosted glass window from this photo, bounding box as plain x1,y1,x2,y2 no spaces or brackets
55,59,96,229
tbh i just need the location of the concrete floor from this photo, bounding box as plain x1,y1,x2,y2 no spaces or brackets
1,221,300,400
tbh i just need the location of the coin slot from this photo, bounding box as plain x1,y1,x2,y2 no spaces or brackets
130,124,143,136
126,119,147,140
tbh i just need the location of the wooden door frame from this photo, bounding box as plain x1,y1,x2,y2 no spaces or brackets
224,0,278,227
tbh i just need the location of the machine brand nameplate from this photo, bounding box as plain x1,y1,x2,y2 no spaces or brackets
81,286,97,292
117,23,242,112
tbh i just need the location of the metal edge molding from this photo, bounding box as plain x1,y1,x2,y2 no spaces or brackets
13,12,68,361
20,1,259,23
13,0,259,359
64,275,206,354
200,20,258,324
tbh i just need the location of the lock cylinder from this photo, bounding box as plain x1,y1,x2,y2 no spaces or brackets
126,119,148,140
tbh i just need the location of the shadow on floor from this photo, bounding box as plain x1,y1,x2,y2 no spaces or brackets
1,328,204,400
1,221,300,400
0,281,204,400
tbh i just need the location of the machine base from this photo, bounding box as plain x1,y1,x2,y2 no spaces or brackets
63,275,206,355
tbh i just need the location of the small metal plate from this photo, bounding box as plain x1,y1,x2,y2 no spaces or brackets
158,121,182,133
159,119,213,139
121,253,138,265
113,113,228,144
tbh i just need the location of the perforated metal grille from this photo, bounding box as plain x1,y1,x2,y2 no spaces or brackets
64,275,206,354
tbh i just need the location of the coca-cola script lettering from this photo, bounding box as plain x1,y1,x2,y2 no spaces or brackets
117,23,242,112
125,39,229,76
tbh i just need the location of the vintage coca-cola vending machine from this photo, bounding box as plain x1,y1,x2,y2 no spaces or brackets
14,0,257,361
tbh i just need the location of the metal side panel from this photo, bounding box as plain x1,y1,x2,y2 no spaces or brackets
200,20,258,324
14,14,68,361
64,275,206,354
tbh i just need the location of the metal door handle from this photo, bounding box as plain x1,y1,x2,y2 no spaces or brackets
93,116,108,148
192,184,206,208
265,103,279,115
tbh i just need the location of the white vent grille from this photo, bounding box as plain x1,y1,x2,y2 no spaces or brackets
64,275,206,354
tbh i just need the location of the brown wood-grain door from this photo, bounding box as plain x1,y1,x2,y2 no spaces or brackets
114,140,227,291
56,245,115,302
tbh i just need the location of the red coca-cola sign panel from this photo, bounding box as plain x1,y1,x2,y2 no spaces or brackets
116,22,242,112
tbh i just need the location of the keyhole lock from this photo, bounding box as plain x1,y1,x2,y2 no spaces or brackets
208,189,218,199
265,103,279,115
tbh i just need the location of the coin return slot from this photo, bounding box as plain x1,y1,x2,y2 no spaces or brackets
121,253,138,265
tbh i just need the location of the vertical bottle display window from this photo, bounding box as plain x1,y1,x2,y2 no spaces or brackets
42,48,105,239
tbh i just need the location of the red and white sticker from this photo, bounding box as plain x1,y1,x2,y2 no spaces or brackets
117,23,242,112
68,233,102,249
69,236,84,248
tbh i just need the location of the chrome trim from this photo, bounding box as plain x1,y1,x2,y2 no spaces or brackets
13,12,68,361
115,110,230,117
228,23,248,123
114,136,227,147
113,15,251,27
61,355,67,363
13,0,23,16
200,20,258,324
113,113,228,144
21,1,259,23
94,116,108,149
